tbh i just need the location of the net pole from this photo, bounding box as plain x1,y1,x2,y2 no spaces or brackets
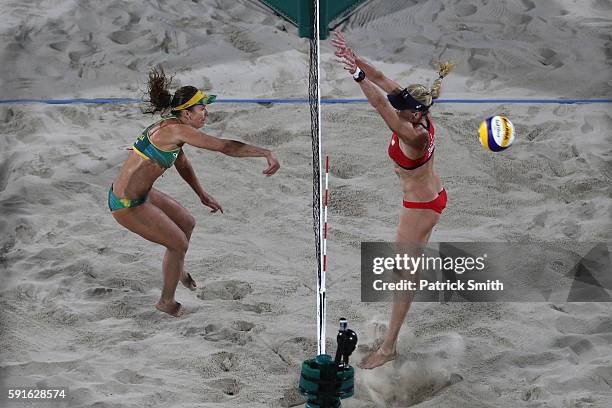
310,0,325,356
317,0,326,357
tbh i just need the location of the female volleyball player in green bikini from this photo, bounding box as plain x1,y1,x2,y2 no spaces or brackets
332,32,454,369
109,68,280,317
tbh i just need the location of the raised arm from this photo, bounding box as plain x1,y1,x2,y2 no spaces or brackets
357,78,426,150
354,55,401,94
331,31,401,93
176,126,280,176
333,41,426,150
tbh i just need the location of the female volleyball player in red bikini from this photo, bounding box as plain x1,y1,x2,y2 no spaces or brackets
109,68,280,317
332,32,454,369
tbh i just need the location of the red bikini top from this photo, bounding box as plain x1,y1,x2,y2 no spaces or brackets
388,119,435,170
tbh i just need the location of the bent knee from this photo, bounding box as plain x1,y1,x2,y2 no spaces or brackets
186,215,196,233
168,236,189,254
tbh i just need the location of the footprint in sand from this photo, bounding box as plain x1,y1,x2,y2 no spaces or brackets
329,155,367,180
22,156,54,179
103,277,147,293
272,337,318,367
84,287,113,297
15,222,35,243
36,304,80,325
58,106,91,127
48,41,69,52
520,0,536,11
202,324,252,345
37,259,94,280
206,378,241,396
105,7,130,27
211,351,238,373
181,325,205,337
581,118,594,134
206,110,231,125
197,280,253,300
465,51,497,90
102,298,137,319
118,253,138,264
522,386,550,402
273,388,307,407
242,302,273,314
53,181,93,195
454,3,477,17
364,368,463,406
67,40,98,64
112,369,147,384
226,29,260,54
537,48,563,69
242,128,295,147
553,335,598,361
231,320,255,332
109,30,140,45
553,104,573,117
329,186,369,217
194,351,240,378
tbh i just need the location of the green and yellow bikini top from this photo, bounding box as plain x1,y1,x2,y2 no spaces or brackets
132,89,216,169
132,118,182,169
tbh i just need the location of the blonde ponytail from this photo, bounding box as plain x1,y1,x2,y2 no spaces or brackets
430,60,455,100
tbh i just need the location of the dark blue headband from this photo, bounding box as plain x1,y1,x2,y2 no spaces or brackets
387,88,432,112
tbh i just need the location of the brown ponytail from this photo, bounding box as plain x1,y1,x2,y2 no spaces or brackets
144,67,203,115
144,67,174,114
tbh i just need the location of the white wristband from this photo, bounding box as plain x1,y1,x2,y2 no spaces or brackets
352,67,363,79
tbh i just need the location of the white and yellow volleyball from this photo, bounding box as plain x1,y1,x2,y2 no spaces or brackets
479,116,515,152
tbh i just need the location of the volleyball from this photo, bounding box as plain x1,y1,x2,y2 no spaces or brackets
479,116,515,151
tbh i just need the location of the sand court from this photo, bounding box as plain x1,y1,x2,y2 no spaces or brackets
1,0,611,407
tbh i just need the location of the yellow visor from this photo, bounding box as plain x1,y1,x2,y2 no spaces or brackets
172,90,216,111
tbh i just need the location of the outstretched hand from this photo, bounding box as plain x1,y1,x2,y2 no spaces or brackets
201,192,223,214
331,31,349,52
331,31,357,74
263,152,280,177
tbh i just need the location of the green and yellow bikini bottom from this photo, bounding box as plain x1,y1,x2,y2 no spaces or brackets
108,185,147,212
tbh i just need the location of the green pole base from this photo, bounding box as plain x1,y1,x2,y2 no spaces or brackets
299,354,355,408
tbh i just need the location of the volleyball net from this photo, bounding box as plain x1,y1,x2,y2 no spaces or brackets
308,0,325,355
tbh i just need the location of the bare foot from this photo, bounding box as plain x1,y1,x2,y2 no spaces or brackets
357,347,398,369
155,300,185,317
180,272,197,291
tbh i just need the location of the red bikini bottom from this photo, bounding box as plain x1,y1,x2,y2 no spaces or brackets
403,189,447,214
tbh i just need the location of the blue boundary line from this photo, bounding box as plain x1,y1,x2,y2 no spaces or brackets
0,98,611,105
